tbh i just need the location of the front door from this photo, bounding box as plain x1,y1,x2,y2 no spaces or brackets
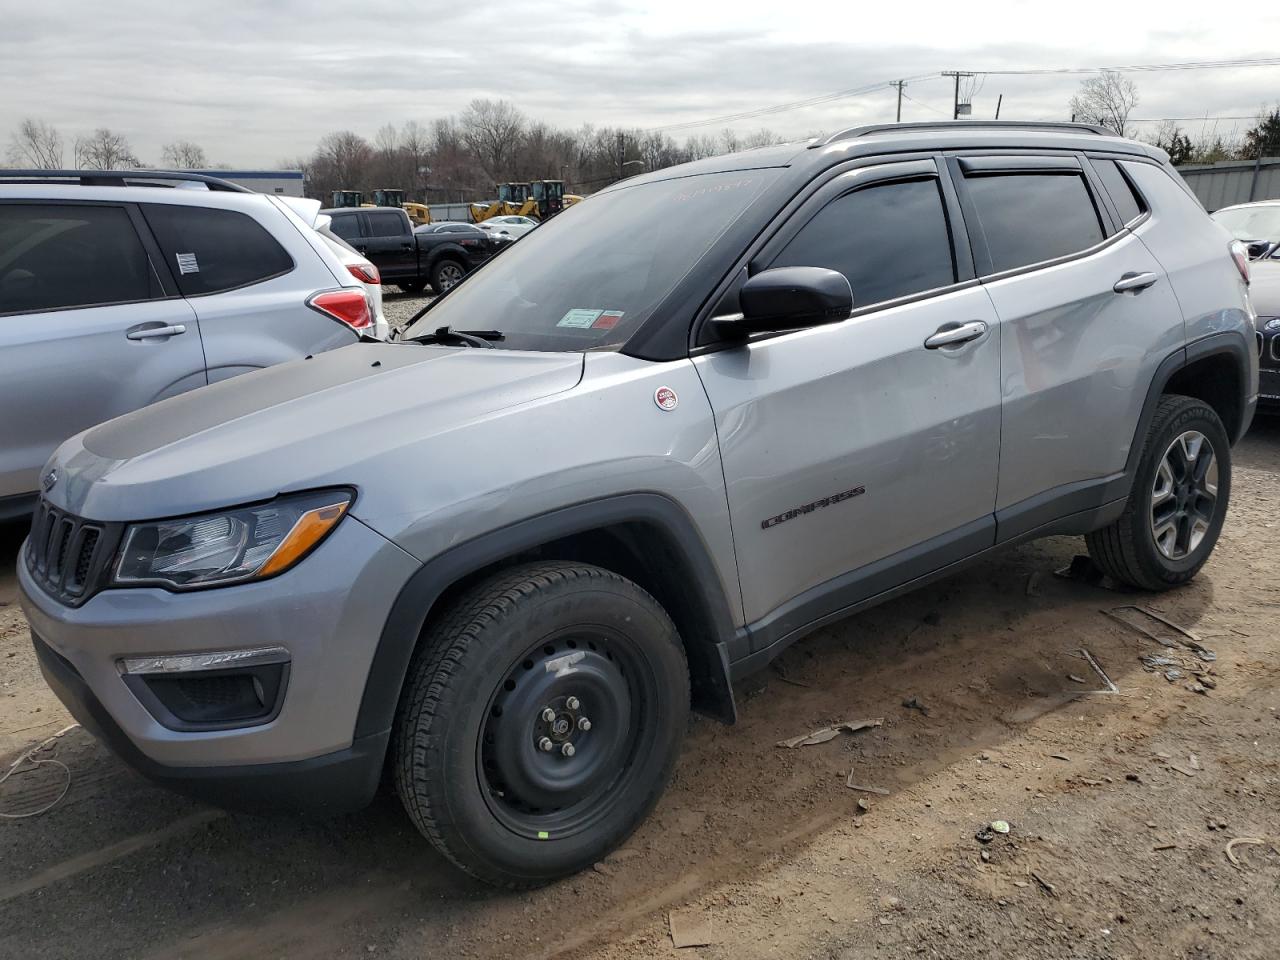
360,210,417,281
694,161,1002,634
0,201,205,502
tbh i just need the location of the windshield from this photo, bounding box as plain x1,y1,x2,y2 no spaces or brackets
403,169,778,351
1212,204,1280,241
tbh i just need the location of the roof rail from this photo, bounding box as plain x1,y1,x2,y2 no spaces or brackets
813,120,1116,148
0,169,252,192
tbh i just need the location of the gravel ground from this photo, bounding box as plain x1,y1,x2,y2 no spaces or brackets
380,287,434,332
1,421,1278,960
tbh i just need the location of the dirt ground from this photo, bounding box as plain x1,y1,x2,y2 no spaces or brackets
1,419,1277,960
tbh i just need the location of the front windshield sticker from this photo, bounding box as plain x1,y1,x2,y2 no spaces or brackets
557,308,603,328
592,310,624,330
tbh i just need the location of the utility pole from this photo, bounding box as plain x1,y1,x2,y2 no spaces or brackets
617,132,625,182
891,80,906,122
942,71,974,119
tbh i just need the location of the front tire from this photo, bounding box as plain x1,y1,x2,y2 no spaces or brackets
393,562,689,888
1086,395,1231,590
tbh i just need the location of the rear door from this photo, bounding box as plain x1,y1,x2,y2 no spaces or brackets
0,201,204,502
140,201,356,383
695,160,1003,631
949,154,1184,533
360,210,417,280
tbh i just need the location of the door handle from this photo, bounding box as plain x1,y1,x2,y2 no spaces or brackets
1113,271,1158,294
126,323,187,341
924,320,988,349
400,242,413,250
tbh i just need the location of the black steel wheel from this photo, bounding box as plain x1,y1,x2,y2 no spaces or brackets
393,562,689,888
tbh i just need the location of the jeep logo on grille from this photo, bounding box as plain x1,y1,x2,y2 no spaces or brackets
40,469,58,492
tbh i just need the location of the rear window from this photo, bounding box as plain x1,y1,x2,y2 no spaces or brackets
1092,159,1146,225
0,203,155,315
964,173,1105,273
365,211,406,237
143,204,293,295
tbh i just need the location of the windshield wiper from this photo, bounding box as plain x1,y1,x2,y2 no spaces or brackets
405,325,505,348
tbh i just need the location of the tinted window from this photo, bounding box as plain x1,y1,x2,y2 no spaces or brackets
771,178,955,308
0,203,154,314
440,224,471,233
1093,160,1145,224
143,204,293,295
365,211,406,237
328,214,363,241
965,173,1104,273
403,170,778,351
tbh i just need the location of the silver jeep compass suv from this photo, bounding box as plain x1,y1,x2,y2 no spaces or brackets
18,122,1258,888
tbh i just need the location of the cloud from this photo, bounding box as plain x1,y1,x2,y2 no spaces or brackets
2,0,1278,165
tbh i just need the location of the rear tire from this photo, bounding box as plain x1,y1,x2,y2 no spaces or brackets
392,562,689,888
430,259,465,293
1086,395,1230,590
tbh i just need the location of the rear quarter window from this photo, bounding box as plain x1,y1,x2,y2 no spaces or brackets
142,204,293,295
964,173,1105,273
1092,159,1147,225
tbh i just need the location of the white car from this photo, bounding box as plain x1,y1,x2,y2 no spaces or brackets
477,215,538,239
315,215,389,339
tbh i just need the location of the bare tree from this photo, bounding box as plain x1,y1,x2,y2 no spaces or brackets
75,128,141,169
1068,71,1139,135
459,99,525,179
160,140,208,169
7,118,64,168
307,130,374,200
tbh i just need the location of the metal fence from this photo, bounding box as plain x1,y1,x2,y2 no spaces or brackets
1176,157,1280,211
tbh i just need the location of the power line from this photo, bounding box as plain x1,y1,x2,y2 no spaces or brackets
645,55,1280,135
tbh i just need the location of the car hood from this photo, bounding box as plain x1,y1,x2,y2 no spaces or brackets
46,344,584,521
1250,259,1280,317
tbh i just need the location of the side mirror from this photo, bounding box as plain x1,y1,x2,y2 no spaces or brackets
713,266,853,338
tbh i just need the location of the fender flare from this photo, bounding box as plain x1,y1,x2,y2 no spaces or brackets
353,493,739,740
1126,330,1255,481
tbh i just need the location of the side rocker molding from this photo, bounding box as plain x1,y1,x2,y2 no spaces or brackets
354,493,740,741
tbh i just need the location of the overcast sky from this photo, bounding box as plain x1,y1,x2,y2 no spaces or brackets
3,0,1279,167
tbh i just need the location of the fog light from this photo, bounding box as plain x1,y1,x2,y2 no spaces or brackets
120,647,290,731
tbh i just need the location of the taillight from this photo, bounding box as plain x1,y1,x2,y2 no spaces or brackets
1230,241,1250,285
307,289,371,331
346,262,380,285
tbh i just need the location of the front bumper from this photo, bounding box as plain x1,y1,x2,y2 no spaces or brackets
33,634,388,813
17,513,419,807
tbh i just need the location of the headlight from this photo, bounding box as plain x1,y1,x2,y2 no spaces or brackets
113,489,352,589
1265,317,1280,333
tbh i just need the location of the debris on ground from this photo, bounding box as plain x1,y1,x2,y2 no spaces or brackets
1165,761,1197,777
1025,572,1042,597
668,909,715,948
776,717,883,748
990,820,1011,834
1079,648,1120,693
1055,554,1107,586
1225,837,1279,869
1153,843,1177,851
845,774,890,795
902,696,931,716
975,828,996,844
1049,753,1070,761
0,723,80,820
1105,605,1217,661
1030,871,1057,896
1067,674,1087,684
856,797,871,814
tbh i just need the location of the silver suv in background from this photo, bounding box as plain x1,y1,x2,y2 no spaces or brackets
19,124,1258,889
0,170,377,519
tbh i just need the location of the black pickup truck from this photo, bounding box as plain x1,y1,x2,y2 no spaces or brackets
320,206,506,293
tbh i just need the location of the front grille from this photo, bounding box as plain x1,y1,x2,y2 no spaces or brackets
26,499,121,605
